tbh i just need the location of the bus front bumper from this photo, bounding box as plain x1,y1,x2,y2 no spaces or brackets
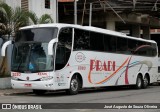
11,79,57,90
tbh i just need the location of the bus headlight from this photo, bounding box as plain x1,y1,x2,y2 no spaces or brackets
40,76,53,81
11,76,18,80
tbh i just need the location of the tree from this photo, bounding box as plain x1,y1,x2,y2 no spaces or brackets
28,11,53,25
0,2,54,77
0,3,29,40
0,2,29,76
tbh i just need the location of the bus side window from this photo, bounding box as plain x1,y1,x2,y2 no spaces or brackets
117,37,128,54
151,43,157,56
104,35,117,52
74,29,90,50
128,39,138,54
90,32,104,52
135,42,157,57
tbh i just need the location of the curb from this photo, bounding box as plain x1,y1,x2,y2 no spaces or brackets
0,89,33,96
3,92,33,96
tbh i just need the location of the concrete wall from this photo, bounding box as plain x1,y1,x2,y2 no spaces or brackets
29,0,57,23
4,0,21,8
0,77,11,89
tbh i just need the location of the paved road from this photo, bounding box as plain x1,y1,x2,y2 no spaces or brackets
0,85,160,112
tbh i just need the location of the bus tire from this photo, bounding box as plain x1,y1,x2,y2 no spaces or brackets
135,75,142,89
142,75,149,89
33,89,46,95
66,75,80,95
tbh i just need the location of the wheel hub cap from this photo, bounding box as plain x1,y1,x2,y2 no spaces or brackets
71,79,78,91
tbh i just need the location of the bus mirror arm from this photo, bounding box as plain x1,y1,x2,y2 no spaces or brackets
1,40,14,57
48,38,58,55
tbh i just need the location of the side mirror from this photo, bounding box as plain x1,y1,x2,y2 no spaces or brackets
1,40,13,57
48,38,58,55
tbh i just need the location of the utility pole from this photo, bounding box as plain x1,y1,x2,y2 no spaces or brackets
56,0,59,23
74,0,77,24
89,3,92,26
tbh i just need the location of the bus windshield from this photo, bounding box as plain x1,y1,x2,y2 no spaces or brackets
11,28,58,73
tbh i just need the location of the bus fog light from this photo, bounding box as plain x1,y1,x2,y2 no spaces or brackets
45,84,53,87
40,76,53,81
49,84,53,86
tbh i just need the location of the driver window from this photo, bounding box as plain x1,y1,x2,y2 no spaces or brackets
55,28,72,70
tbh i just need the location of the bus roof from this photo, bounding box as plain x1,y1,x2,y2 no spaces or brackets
20,23,156,44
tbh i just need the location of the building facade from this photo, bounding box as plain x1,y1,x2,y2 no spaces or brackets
2,0,57,23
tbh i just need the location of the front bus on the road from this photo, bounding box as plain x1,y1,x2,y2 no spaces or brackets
1,23,158,95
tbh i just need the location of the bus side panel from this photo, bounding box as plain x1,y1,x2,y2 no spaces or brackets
67,51,158,88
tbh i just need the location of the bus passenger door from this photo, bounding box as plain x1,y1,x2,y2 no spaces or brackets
157,58,160,83
55,28,72,70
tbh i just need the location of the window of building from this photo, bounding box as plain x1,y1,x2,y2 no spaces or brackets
21,0,29,11
45,0,50,9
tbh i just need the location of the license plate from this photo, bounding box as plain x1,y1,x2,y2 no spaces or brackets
24,84,32,87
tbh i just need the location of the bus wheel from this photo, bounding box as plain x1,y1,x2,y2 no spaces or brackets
33,89,46,95
142,75,149,89
66,76,80,95
135,75,142,89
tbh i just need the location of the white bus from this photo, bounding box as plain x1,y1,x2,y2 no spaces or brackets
1,23,158,95
157,58,160,83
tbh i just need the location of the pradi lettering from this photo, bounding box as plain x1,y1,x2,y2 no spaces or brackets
90,59,116,71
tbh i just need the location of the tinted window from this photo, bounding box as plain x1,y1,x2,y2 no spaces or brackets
73,28,157,57
55,28,72,70
74,29,104,51
74,29,90,50
16,28,58,42
117,37,128,53
11,43,53,73
58,28,72,49
134,42,157,56
90,32,104,51
151,43,157,56
104,35,117,52
128,39,138,54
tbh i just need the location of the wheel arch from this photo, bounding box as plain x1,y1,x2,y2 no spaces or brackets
135,72,143,89
137,73,143,79
144,73,150,84
67,71,83,89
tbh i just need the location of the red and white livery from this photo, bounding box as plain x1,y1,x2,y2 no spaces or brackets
1,24,158,95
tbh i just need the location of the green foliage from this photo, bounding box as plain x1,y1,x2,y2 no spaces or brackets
28,11,53,25
0,2,54,77
0,2,54,39
38,14,53,24
0,2,29,40
27,11,38,24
